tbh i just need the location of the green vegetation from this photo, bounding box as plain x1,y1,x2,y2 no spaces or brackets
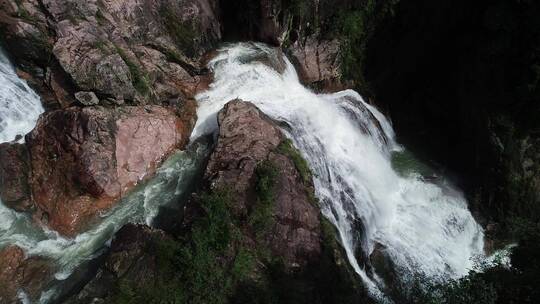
114,45,151,96
277,139,312,183
94,40,110,55
250,160,279,237
160,7,197,57
111,189,256,304
95,9,107,26
391,149,434,177
161,47,186,65
332,0,400,89
231,214,366,304
111,278,185,304
13,0,35,23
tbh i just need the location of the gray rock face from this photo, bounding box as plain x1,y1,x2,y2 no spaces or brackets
0,0,221,106
64,224,170,304
0,143,32,212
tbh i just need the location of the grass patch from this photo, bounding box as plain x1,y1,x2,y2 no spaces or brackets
114,45,151,96
277,139,312,183
160,7,197,57
249,160,279,238
95,9,107,25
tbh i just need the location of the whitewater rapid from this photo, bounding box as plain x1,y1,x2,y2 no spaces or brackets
0,47,210,303
0,47,43,143
192,43,485,297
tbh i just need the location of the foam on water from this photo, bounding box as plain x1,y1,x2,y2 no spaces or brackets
192,42,485,297
0,47,43,143
0,142,209,285
0,45,211,303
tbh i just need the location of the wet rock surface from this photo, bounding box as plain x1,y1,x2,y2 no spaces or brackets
0,143,32,212
0,245,53,303
0,104,195,236
290,37,342,89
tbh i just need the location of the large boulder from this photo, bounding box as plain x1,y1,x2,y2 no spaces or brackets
0,104,195,236
289,37,343,89
0,246,52,303
204,100,366,301
205,100,322,268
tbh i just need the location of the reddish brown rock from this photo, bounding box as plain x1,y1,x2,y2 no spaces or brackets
205,100,321,268
205,100,283,213
0,143,32,212
0,246,52,303
23,105,193,236
290,37,342,88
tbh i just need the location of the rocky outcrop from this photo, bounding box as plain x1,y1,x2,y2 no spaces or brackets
0,246,52,303
218,0,344,88
65,100,365,303
1,104,195,236
203,100,366,301
205,100,322,267
65,224,170,303
289,37,342,89
0,0,221,107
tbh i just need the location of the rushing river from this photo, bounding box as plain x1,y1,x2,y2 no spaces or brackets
0,47,210,303
0,42,487,303
192,42,485,299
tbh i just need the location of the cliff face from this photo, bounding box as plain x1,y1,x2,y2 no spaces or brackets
0,0,215,236
0,0,221,108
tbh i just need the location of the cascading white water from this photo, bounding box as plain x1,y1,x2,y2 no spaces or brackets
0,47,43,143
192,42,485,298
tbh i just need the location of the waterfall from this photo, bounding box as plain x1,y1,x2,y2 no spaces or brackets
192,42,485,297
0,47,44,143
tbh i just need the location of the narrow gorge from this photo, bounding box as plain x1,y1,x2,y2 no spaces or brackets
0,0,538,303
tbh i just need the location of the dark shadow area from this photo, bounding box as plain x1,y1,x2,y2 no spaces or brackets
365,0,540,220
219,0,262,42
